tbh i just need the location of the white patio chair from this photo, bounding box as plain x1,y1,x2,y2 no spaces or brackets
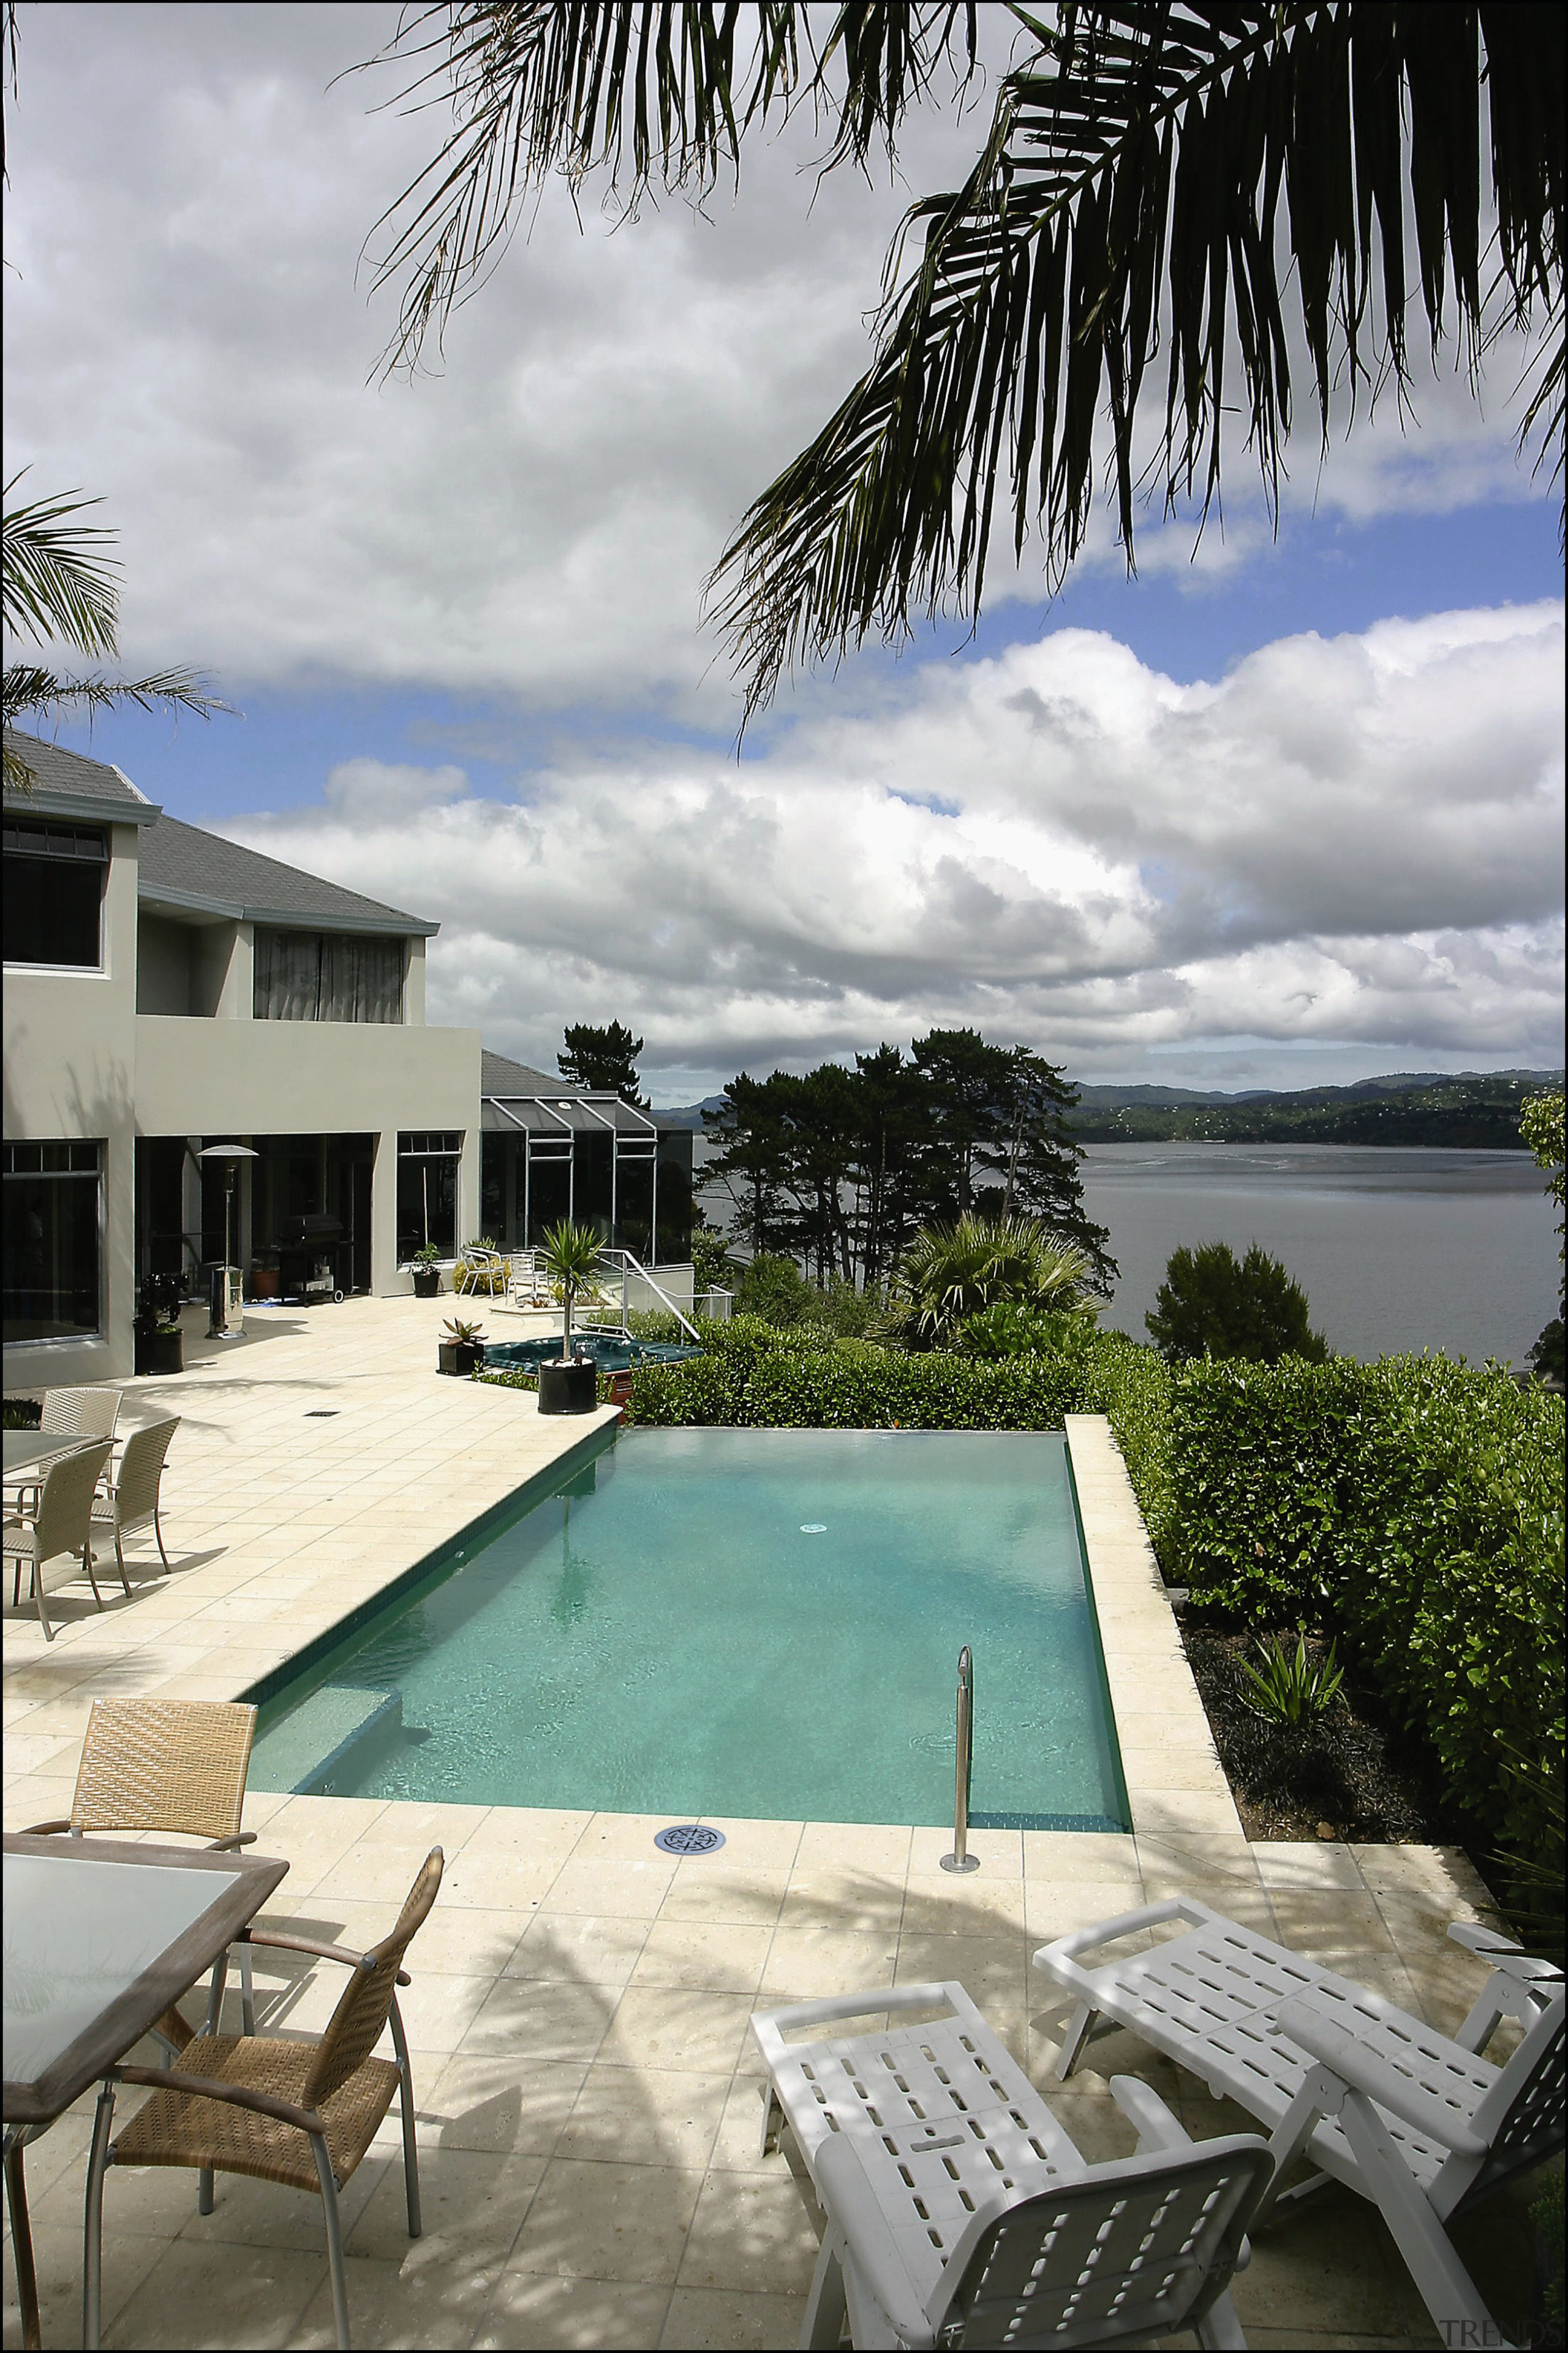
90,1416,181,1578
1034,1897,1564,2350
752,1980,1272,2349
4,1440,117,1639
454,1244,507,1297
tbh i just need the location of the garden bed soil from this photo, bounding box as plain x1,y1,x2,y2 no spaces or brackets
1180,1620,1477,1847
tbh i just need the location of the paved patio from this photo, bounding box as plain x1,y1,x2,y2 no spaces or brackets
2,1299,1544,2350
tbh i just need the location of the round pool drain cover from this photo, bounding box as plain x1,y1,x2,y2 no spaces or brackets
799,1523,827,1534
654,1824,725,1856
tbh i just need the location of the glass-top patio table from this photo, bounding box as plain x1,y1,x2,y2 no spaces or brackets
2,1834,288,2349
2,1430,102,1476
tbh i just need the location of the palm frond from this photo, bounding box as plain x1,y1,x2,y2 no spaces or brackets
710,1,1566,720
2,667,233,793
356,2,993,376
2,475,121,658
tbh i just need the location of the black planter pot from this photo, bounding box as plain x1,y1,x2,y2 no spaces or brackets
412,1267,442,1298
437,1342,484,1377
135,1328,183,1376
537,1357,598,1414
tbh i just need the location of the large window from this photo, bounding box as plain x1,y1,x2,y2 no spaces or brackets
2,1141,103,1342
2,821,106,969
253,929,403,1023
396,1132,461,1263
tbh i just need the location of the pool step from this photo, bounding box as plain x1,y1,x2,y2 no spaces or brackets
249,1685,404,1796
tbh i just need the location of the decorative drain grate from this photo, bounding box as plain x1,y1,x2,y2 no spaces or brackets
654,1823,725,1856
304,1410,339,1418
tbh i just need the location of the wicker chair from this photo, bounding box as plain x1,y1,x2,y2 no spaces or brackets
24,1696,262,2042
3,1441,115,1640
84,1849,445,2352
5,1385,123,1517
89,1415,180,1577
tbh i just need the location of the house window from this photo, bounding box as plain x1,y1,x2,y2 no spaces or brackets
396,1132,461,1263
253,929,404,1022
2,821,107,969
2,1141,104,1342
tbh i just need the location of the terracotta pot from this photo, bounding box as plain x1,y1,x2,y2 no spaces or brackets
250,1269,281,1301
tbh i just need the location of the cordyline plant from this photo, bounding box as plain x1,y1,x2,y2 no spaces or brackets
358,3,1564,724
537,1218,605,1359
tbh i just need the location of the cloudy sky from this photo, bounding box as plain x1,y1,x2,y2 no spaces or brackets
6,2,1563,1101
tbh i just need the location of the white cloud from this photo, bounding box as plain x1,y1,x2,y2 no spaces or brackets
3,2,1555,720
220,602,1564,1079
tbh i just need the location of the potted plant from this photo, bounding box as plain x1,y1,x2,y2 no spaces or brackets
535,1219,603,1413
410,1243,442,1299
437,1317,486,1376
134,1275,185,1375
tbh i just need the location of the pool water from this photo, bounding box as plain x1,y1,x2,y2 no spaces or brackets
248,1429,1128,1830
483,1334,699,1375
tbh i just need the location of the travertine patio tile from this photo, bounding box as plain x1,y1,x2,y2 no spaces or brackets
505,2158,703,2283
559,2065,729,2167
757,1926,900,2003
791,1821,911,1873
288,2252,503,2351
505,1913,651,1986
102,2235,326,2349
676,2169,821,2295
659,2286,809,2351
630,1920,773,1994
1254,1840,1370,1891
600,1987,758,2077
775,1868,904,1933
540,1857,677,1919
476,2269,671,2349
659,1867,791,1928
417,2052,589,2157
908,1822,1023,1877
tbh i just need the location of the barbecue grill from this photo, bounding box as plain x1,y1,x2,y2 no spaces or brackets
277,1211,347,1304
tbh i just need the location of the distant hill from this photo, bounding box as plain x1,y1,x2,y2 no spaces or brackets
1066,1068,1562,1147
655,1070,1563,1148
650,1096,729,1130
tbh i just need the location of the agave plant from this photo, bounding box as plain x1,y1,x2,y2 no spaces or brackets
537,1218,605,1361
441,1316,487,1346
1238,1633,1345,1728
888,1214,1101,1349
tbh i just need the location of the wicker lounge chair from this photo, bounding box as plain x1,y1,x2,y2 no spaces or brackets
4,1440,115,1639
752,1979,1272,2349
89,1414,179,1576
83,1848,445,2352
1034,1897,1565,2349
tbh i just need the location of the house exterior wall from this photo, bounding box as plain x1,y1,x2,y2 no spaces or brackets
134,1017,480,1291
3,821,142,1383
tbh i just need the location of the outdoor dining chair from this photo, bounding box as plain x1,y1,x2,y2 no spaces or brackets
3,1440,115,1640
83,1848,445,2352
752,1979,1272,2349
5,1383,124,1516
24,1695,262,2036
89,1414,180,1577
1034,1895,1565,2349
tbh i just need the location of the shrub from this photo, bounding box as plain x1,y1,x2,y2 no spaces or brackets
887,1213,1103,1347
1147,1241,1327,1365
1172,1353,1565,1880
733,1253,816,1326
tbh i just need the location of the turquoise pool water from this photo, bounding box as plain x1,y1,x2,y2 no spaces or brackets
248,1429,1128,1829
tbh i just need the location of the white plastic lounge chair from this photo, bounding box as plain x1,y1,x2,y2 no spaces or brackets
752,1980,1272,2349
90,1415,180,1577
4,1440,117,1639
1034,1897,1564,2351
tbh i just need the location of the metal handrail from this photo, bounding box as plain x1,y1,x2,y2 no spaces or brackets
601,1248,701,1343
940,1646,979,1873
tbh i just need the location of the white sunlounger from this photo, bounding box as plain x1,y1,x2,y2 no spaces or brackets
752,1979,1273,2349
1033,1896,1564,2352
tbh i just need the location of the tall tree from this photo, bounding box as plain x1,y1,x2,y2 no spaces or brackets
362,4,1564,722
557,1019,647,1105
701,1072,799,1257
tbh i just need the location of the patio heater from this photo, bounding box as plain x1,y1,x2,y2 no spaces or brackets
198,1142,258,1337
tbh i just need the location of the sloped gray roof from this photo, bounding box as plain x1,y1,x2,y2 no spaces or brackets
481,1049,562,1093
3,730,160,821
137,813,438,934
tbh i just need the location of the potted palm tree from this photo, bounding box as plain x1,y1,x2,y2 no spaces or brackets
535,1219,603,1414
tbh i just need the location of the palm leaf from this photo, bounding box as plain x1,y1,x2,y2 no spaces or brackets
356,2,996,375
2,475,121,658
709,1,1566,720
3,667,233,793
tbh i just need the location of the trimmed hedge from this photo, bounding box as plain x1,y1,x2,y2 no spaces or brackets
1172,1356,1565,1863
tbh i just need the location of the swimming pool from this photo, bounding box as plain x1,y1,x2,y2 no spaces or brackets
483,1333,699,1376
247,1429,1128,1830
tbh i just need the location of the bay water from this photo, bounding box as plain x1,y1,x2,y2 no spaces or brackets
1081,1143,1559,1365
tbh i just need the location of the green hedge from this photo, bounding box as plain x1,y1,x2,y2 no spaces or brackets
1171,1355,1565,1862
